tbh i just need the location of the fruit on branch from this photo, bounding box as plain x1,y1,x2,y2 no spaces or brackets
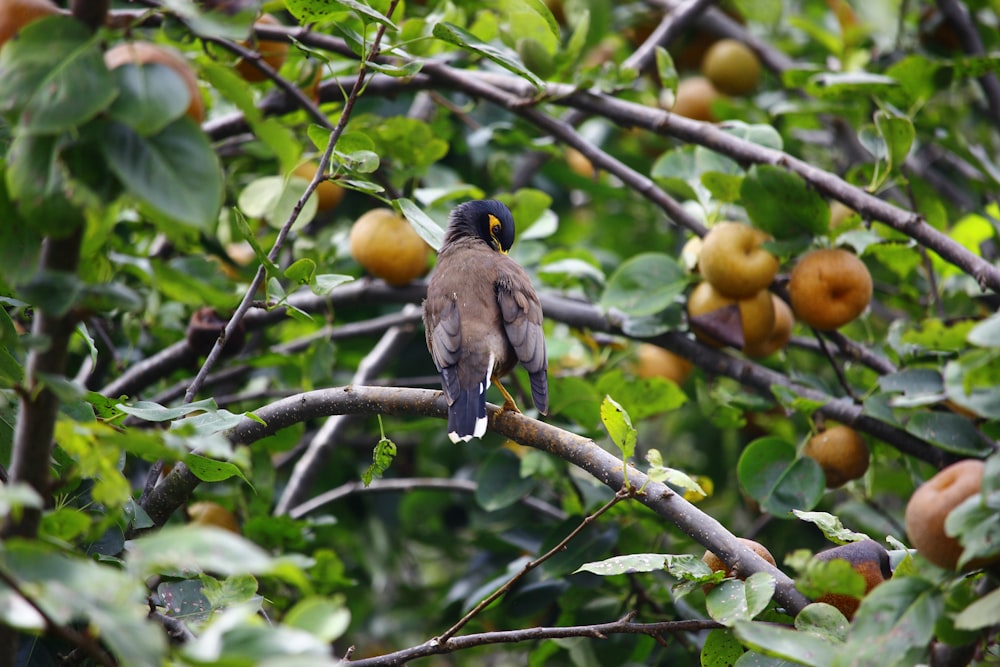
904,459,993,571
235,13,289,82
702,537,776,588
293,161,344,212
566,148,597,179
349,208,431,286
698,221,779,298
687,281,775,349
668,76,721,122
0,0,58,48
104,41,205,122
802,424,869,488
701,38,761,96
812,539,892,619
188,501,241,534
744,294,794,358
635,343,693,385
829,200,857,228
788,248,872,330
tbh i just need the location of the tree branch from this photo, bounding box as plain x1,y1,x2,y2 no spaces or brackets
345,614,723,666
189,386,812,614
287,477,566,522
274,303,422,515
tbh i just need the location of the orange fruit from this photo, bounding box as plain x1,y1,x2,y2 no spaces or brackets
235,14,288,82
0,0,58,49
293,162,344,212
802,425,869,488
788,248,872,331
349,208,431,286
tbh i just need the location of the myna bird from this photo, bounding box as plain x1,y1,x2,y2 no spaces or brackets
423,200,548,443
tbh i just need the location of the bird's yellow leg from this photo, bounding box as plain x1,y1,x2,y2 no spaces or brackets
492,378,521,414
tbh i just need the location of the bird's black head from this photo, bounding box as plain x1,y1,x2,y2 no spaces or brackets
444,199,516,254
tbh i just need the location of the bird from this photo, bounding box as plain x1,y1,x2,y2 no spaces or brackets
423,199,548,443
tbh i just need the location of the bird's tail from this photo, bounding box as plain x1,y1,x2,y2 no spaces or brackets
529,371,548,416
447,386,487,443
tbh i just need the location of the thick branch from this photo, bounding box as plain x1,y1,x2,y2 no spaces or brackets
145,386,812,614
4,230,84,539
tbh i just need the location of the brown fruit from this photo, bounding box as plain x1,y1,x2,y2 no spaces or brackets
813,540,891,619
0,0,58,48
188,501,241,534
802,424,869,488
566,148,596,179
905,459,993,570
698,222,779,298
829,200,856,228
636,343,693,385
349,208,431,286
703,537,776,583
235,14,288,82
687,281,775,349
788,248,872,331
293,161,344,212
701,38,761,97
105,41,205,123
744,294,793,358
669,76,721,122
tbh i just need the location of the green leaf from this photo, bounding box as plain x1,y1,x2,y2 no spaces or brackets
701,629,744,667
953,587,1000,631
285,258,317,285
733,620,835,667
159,0,256,39
600,395,636,460
967,311,1000,347
4,132,86,235
945,492,1000,569
151,258,240,310
17,270,84,317
655,46,678,91
107,62,190,135
873,110,915,184
741,165,830,238
396,197,445,251
791,511,870,544
474,448,536,511
432,22,544,89
238,175,318,230
361,432,397,487
126,524,300,579
0,540,166,667
838,577,942,666
184,453,251,485
116,398,218,422
285,0,398,29
737,438,824,518
904,411,993,456
707,579,753,626
284,595,352,642
601,252,687,317
312,273,355,295
595,368,687,422
575,553,668,575
0,17,116,133
100,118,224,230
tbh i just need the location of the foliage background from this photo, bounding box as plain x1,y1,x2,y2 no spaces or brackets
0,0,999,665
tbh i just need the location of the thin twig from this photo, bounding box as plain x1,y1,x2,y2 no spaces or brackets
182,1,402,405
288,477,567,522
437,487,630,643
273,301,421,515
344,615,723,666
0,567,115,667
